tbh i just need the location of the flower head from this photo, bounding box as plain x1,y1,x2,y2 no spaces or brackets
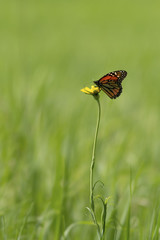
81,85,101,96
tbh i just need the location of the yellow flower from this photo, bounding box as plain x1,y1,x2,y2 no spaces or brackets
80,85,101,96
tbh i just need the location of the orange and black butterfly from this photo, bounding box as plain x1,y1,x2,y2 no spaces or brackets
94,70,127,99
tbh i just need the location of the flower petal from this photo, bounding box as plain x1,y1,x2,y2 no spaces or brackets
81,85,101,95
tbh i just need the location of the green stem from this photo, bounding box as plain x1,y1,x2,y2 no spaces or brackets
90,96,101,211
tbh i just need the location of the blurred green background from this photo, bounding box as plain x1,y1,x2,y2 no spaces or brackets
0,0,160,239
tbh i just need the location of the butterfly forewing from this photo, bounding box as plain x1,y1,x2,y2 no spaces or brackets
94,70,127,99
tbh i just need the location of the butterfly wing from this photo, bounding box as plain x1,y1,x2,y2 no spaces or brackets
98,80,122,99
94,70,127,99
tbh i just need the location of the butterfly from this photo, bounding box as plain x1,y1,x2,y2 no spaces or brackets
94,70,127,99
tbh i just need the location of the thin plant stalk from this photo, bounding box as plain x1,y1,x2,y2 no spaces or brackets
90,96,101,212
88,96,108,240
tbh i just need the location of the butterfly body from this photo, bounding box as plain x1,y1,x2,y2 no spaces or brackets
94,70,127,99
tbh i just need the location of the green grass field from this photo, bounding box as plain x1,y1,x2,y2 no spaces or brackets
1,1,160,239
